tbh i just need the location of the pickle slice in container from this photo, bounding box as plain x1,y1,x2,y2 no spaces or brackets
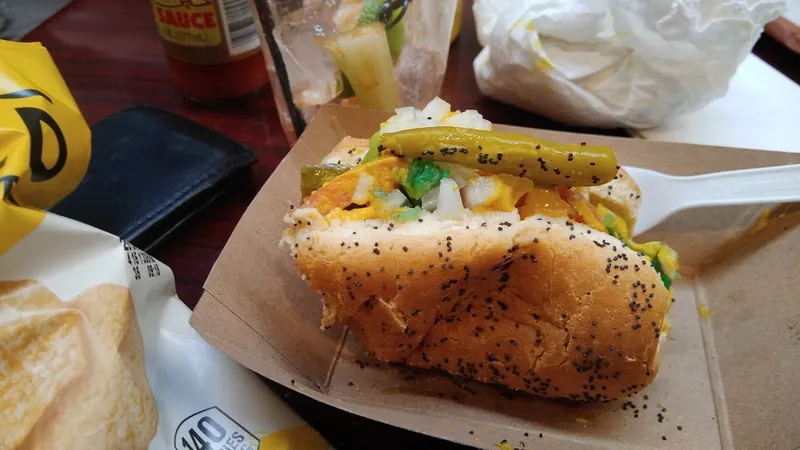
325,23,400,109
337,0,406,99
357,0,406,63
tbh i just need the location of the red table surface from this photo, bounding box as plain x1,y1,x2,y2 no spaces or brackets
23,1,800,449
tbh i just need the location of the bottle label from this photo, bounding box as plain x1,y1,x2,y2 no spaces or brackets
152,0,223,48
218,0,261,56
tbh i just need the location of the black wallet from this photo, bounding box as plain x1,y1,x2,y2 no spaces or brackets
50,106,257,250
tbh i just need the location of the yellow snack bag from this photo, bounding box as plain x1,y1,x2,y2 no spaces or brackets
0,41,332,450
0,40,90,254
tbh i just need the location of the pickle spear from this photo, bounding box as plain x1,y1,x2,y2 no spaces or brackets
300,164,353,198
379,127,618,186
325,23,399,110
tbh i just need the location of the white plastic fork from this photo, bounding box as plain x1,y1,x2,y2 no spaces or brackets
624,164,800,236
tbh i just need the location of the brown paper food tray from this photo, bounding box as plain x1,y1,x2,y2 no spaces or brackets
191,105,800,449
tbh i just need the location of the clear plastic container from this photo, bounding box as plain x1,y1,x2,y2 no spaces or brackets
251,0,458,145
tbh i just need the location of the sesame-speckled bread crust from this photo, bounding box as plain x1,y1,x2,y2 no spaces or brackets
285,211,669,402
577,168,642,229
321,137,370,166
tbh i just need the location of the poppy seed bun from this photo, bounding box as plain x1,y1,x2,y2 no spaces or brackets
577,168,641,230
283,138,668,401
285,210,669,401
321,137,370,166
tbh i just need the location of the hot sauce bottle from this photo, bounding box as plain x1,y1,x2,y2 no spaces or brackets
151,0,269,105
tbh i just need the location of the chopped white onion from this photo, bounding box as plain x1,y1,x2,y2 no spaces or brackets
351,173,374,205
421,187,439,212
383,107,430,133
462,176,498,209
381,98,492,134
420,97,451,121
442,109,492,130
378,189,408,212
447,163,478,189
435,178,463,219
391,106,416,118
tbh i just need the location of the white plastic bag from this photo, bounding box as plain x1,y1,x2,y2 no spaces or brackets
473,0,786,129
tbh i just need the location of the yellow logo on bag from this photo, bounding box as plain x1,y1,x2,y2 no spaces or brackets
0,40,91,254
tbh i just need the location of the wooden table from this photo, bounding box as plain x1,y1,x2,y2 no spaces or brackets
24,1,800,448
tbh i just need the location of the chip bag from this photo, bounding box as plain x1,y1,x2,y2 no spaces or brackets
0,41,91,253
0,41,332,450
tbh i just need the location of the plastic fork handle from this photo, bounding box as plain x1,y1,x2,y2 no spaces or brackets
676,164,800,208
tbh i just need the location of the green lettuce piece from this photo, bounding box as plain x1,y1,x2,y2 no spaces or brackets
604,212,679,289
651,257,673,289
392,206,422,221
603,212,618,237
402,159,449,199
357,0,384,25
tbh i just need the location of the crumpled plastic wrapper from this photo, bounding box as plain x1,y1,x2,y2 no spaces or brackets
392,0,458,108
473,0,786,129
